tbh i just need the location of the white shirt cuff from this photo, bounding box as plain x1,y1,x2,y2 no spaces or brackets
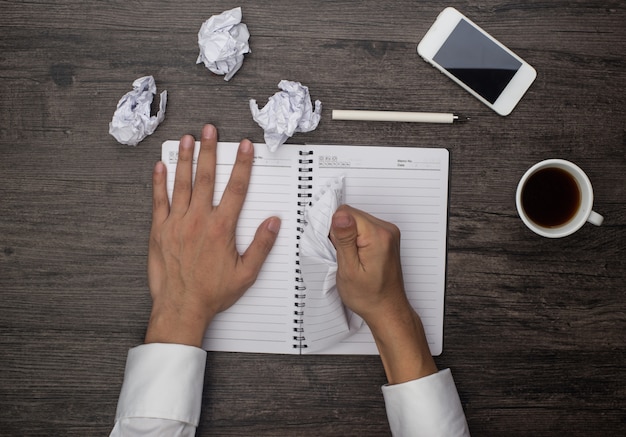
381,368,470,437
115,343,207,426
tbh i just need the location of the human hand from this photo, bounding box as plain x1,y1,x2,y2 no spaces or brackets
145,124,281,348
329,205,407,323
330,205,436,383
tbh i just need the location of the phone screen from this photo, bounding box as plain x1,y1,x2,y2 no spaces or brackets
433,19,522,104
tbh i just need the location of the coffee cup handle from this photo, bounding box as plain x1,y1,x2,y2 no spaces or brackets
587,210,604,226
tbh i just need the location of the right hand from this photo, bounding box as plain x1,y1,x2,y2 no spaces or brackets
329,205,408,325
329,205,437,384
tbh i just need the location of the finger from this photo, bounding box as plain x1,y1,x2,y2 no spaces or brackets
218,139,254,218
241,216,281,283
330,206,362,269
170,135,195,216
336,204,398,242
151,161,170,227
190,124,217,212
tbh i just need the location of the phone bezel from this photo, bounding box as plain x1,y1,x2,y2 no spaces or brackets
417,7,536,116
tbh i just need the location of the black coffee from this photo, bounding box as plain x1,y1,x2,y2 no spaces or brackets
521,167,581,228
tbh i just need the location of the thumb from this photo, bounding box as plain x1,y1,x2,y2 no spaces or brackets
330,208,360,267
241,217,281,281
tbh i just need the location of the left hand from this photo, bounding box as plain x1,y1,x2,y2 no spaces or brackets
145,124,281,347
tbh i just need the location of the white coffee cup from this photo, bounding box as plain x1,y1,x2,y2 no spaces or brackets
516,159,604,238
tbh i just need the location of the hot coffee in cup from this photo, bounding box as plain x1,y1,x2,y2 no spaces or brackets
516,159,603,238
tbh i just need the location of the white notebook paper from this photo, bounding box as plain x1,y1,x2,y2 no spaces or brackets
162,141,449,355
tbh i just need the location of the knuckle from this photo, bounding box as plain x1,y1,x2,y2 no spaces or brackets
195,171,214,187
149,231,161,248
173,179,192,194
257,236,275,256
227,177,248,196
388,223,401,239
232,263,258,290
241,269,258,288
377,224,400,248
207,215,232,238
152,194,169,211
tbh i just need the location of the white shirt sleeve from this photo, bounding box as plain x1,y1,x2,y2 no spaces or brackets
110,343,207,437
381,368,470,437
111,344,468,436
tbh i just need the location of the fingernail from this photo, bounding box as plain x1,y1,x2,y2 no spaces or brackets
267,217,281,234
154,161,165,173
333,213,352,228
180,135,194,149
240,139,253,154
202,124,216,139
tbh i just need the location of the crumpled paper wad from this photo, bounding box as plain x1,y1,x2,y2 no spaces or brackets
196,7,250,81
300,176,344,273
108,76,167,146
249,80,322,152
299,176,364,342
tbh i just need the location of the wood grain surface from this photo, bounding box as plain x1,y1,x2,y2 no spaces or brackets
1,1,624,435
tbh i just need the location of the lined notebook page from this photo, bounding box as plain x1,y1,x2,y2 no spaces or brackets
162,141,300,354
304,145,449,356
298,256,360,353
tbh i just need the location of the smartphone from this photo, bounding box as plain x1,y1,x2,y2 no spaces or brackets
417,7,536,116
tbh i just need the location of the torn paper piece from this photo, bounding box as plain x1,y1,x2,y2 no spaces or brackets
109,76,167,146
299,176,363,351
249,80,322,152
196,7,250,81
300,176,344,270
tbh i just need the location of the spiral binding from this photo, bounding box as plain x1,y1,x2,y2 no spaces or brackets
293,150,314,350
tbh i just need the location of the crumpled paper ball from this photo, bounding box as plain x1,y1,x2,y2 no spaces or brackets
196,7,250,81
249,80,322,152
108,75,167,146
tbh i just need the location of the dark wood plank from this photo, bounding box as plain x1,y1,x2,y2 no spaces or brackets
1,0,625,435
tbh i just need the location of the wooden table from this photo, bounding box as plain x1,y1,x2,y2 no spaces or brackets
1,1,624,435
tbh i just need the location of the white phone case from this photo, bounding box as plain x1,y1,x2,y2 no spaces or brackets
417,7,536,115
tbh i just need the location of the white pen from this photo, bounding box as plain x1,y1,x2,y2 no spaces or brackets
331,109,469,124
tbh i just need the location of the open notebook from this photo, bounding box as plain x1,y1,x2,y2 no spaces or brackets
162,141,449,355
